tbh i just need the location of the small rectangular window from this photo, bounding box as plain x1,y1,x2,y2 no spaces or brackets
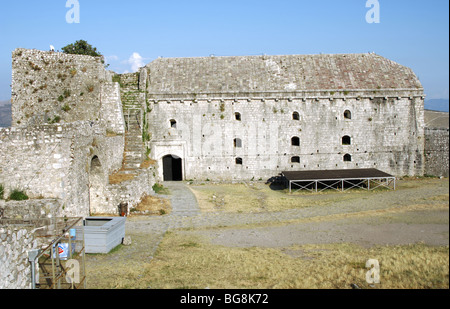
291,137,300,146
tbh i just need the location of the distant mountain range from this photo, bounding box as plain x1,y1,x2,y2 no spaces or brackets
425,99,449,112
0,100,11,127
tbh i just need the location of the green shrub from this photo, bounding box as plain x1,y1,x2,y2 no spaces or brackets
152,183,169,195
62,104,71,112
9,189,29,201
49,115,61,124
62,40,102,57
112,75,121,83
0,184,4,200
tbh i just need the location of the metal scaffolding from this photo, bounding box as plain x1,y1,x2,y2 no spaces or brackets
2,217,87,289
282,169,396,193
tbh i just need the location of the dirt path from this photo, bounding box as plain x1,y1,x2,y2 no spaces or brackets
163,181,200,217
189,208,449,249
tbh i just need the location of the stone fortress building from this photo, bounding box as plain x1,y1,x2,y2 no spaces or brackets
0,47,448,289
145,53,425,182
0,48,447,219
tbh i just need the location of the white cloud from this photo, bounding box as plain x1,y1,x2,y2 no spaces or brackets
105,55,119,63
128,52,145,73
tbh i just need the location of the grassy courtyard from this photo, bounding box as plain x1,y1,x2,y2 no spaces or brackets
85,177,449,289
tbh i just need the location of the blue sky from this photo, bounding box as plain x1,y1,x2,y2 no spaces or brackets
0,0,448,102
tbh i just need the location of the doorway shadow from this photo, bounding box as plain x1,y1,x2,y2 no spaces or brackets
163,155,183,181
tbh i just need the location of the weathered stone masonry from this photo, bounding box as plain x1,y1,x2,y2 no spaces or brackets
1,49,155,218
1,48,158,289
425,128,449,177
144,53,426,181
0,121,126,217
0,225,38,289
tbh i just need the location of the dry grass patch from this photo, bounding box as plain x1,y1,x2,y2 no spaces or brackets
140,158,156,169
131,195,171,216
142,232,449,289
278,202,450,226
109,172,136,184
190,182,384,213
189,178,448,214
396,177,445,189
189,183,331,213
84,228,449,289
85,234,159,289
430,194,449,201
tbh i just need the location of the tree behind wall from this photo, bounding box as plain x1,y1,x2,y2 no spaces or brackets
61,40,102,57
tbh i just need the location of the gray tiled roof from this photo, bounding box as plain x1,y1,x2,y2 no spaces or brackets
146,53,422,95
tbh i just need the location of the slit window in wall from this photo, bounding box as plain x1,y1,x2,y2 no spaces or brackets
90,156,101,171
235,112,241,121
344,110,352,120
344,154,352,162
292,111,299,120
234,138,242,148
236,157,243,165
342,135,351,145
291,136,300,146
291,156,300,163
170,119,177,128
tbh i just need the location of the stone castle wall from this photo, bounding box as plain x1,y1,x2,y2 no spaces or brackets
425,128,449,177
0,122,125,217
90,167,157,215
148,93,425,181
0,48,133,217
11,48,125,134
0,199,61,220
12,49,106,127
0,225,38,289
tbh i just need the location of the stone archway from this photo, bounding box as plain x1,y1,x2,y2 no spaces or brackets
162,154,183,181
89,156,105,214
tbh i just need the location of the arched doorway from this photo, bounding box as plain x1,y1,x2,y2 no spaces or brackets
163,155,183,181
89,156,104,214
